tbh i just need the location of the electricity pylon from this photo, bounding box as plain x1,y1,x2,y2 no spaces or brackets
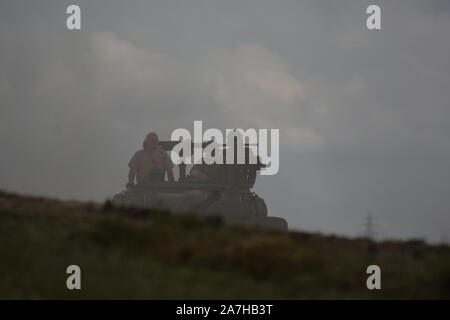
364,210,377,240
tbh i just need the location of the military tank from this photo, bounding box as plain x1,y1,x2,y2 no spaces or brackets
112,140,288,231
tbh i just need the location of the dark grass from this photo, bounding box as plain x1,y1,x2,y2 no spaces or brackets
0,190,449,299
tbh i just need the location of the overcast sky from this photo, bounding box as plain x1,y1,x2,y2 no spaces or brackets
1,0,450,242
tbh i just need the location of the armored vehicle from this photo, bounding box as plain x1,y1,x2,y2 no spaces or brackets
112,140,288,231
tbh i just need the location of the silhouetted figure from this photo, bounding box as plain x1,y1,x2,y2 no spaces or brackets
128,132,175,185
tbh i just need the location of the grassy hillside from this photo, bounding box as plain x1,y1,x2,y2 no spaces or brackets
0,190,449,299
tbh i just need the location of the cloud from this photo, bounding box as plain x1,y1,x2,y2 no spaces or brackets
206,43,325,151
211,44,305,125
88,32,172,105
283,126,323,151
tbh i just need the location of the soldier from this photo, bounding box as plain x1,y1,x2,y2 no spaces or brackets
189,163,217,181
128,132,175,186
